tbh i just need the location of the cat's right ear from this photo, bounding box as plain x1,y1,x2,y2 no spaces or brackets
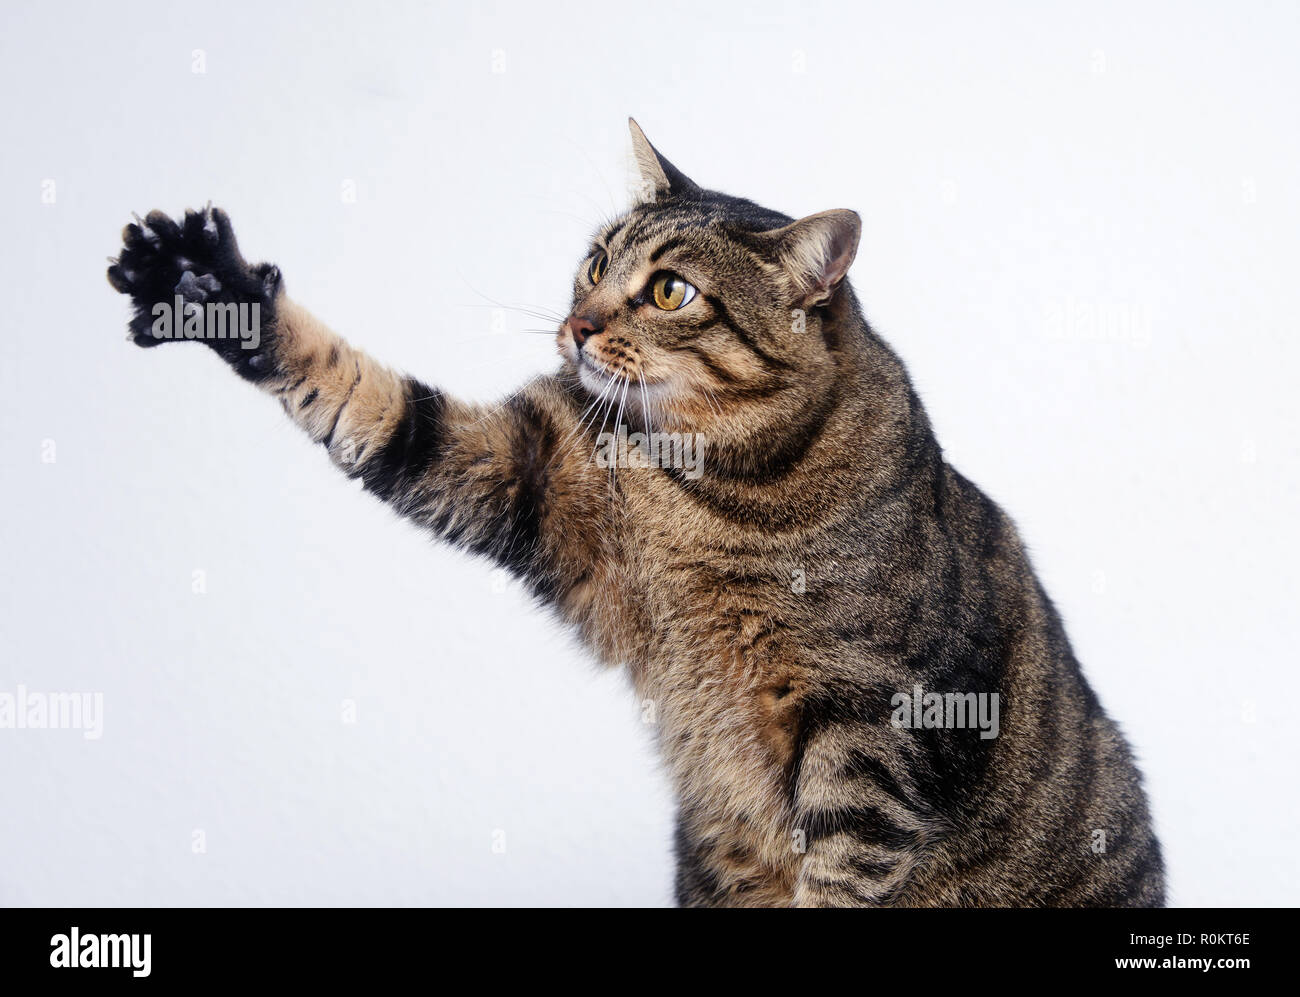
757,209,861,308
629,118,698,201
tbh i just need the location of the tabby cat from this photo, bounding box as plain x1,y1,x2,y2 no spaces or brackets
106,120,1164,907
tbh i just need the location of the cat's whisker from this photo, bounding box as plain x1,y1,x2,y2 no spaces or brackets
456,281,568,325
457,377,549,433
557,136,622,218
497,306,566,325
458,299,567,323
558,362,628,459
460,291,567,318
609,377,631,491
476,388,541,431
570,365,622,429
589,366,629,466
636,370,653,433
439,341,555,378
560,382,616,454
701,384,724,420
560,390,610,453
574,389,618,465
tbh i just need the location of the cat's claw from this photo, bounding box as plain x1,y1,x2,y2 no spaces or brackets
201,202,219,246
106,204,282,359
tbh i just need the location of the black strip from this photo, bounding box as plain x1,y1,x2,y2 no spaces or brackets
600,218,628,245
680,344,743,385
461,394,560,601
841,750,920,812
659,378,842,493
357,378,446,502
704,294,793,372
849,855,901,880
648,235,690,263
799,805,919,850
322,362,362,448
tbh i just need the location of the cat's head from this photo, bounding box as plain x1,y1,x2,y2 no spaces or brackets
558,120,862,436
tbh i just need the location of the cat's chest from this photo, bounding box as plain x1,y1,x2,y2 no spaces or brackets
623,519,809,758
628,500,799,639
586,486,811,898
628,544,807,895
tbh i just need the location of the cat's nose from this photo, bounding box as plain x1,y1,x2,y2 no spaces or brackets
564,313,603,348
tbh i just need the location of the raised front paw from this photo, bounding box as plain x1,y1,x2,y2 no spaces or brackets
107,204,283,378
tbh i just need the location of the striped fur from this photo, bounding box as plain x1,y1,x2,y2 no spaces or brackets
107,125,1164,907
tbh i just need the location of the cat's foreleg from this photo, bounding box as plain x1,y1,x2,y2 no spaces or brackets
108,205,602,599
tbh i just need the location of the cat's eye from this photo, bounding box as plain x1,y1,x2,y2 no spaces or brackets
650,272,697,311
589,250,608,285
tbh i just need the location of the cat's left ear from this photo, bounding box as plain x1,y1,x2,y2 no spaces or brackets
629,118,698,200
758,209,861,308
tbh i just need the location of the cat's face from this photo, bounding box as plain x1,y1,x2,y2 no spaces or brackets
557,121,861,432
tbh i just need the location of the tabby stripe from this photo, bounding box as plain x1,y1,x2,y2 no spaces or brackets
1114,846,1163,903
462,393,561,599
356,378,446,503
803,876,885,905
600,218,629,245
322,361,362,448
798,805,919,850
841,750,922,812
1044,716,1100,863
660,470,793,527
715,379,790,403
619,213,655,250
681,344,743,385
847,855,902,879
672,379,841,487
649,235,690,263
704,294,793,372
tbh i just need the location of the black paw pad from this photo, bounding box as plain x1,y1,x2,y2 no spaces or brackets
174,270,222,303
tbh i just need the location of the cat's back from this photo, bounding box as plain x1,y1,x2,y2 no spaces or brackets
876,461,1167,906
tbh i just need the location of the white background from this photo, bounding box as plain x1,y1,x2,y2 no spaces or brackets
1,0,1296,907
